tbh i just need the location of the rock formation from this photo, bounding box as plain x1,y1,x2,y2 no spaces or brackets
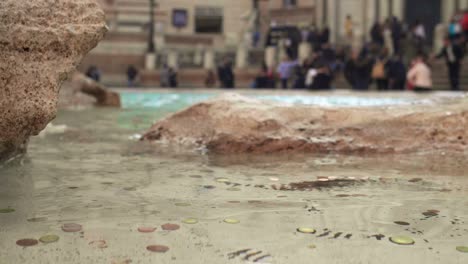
58,72,121,109
142,94,468,155
0,0,107,163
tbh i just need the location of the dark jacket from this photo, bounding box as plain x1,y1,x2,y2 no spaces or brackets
218,63,235,88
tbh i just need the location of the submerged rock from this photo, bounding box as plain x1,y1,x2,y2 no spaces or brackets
142,94,468,155
59,72,121,109
0,0,107,163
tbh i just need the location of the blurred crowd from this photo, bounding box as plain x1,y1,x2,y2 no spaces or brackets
85,10,468,91
251,10,468,91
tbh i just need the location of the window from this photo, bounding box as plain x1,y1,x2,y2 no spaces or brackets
195,6,223,34
283,0,297,8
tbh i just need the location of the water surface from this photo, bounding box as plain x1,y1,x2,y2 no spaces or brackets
1,91,467,264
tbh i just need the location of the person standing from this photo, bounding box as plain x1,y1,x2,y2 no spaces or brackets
370,22,384,47
345,15,354,44
391,17,403,54
372,55,389,91
126,65,138,87
160,64,170,87
435,38,464,91
217,58,235,89
277,56,297,89
413,20,426,52
449,18,462,41
86,65,101,82
407,53,432,92
386,54,407,90
320,26,331,46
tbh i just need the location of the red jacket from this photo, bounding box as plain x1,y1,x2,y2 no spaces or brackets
462,13,468,31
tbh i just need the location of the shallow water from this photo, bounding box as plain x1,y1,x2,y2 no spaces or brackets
1,91,468,264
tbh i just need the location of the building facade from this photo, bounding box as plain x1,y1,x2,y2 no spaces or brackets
316,0,468,44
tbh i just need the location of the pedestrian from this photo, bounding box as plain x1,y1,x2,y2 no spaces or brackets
306,64,332,90
168,67,178,88
412,20,426,52
217,58,235,89
407,53,432,92
435,38,464,91
126,65,138,87
448,18,462,41
372,55,389,91
276,56,298,89
307,26,321,51
386,53,407,90
160,64,170,87
345,15,354,44
391,16,403,54
86,65,101,82
320,26,330,46
354,48,374,90
205,70,216,88
370,21,384,47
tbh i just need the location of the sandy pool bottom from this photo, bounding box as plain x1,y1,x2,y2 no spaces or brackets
1,151,468,264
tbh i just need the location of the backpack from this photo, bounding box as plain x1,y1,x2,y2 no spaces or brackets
372,60,386,79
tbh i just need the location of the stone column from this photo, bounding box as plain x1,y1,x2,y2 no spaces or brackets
298,42,311,62
194,45,203,66
145,53,156,70
316,0,325,28
433,24,446,53
167,50,178,69
443,0,456,22
392,0,404,20
265,46,277,69
204,49,215,70
277,39,287,61
236,45,248,69
383,28,394,54
461,0,468,9
328,0,338,44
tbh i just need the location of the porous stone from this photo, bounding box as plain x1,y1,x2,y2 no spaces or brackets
142,94,468,155
0,0,107,163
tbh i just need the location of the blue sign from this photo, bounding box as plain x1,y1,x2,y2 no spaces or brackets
173,9,188,28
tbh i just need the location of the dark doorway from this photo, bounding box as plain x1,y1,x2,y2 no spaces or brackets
405,0,441,44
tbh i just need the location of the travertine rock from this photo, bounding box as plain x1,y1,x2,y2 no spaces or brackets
0,0,107,162
142,94,468,155
58,72,121,108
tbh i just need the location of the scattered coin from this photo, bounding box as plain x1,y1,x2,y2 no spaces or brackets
224,218,240,224
175,203,191,207
147,245,169,253
161,223,180,231
138,227,156,233
89,240,108,249
389,236,415,245
297,227,317,234
39,235,59,244
61,223,82,233
394,221,411,226
16,239,38,247
182,218,198,224
216,178,230,183
0,208,15,214
456,246,468,253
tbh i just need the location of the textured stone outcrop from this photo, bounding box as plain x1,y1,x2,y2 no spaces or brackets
0,0,107,162
142,94,468,155
58,72,121,108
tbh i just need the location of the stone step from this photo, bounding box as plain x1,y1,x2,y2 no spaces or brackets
90,41,147,54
